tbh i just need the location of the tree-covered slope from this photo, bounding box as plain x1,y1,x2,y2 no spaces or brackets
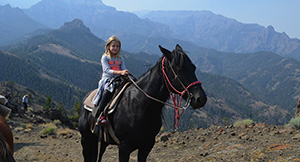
192,50,300,112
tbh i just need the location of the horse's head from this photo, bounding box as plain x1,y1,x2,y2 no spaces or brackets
159,44,207,109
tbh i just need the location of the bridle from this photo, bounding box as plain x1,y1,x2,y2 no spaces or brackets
162,57,202,108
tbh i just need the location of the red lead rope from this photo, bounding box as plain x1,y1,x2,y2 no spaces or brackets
171,93,184,130
162,57,202,130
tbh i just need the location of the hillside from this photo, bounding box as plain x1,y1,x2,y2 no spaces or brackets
166,71,292,130
0,50,86,108
191,51,300,112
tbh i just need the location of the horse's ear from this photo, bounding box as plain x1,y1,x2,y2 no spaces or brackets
176,44,183,51
159,45,171,59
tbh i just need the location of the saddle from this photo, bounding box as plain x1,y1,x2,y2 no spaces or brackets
83,80,131,114
83,77,131,145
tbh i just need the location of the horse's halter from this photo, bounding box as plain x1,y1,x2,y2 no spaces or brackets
162,57,202,108
127,56,202,131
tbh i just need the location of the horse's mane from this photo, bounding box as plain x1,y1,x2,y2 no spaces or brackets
136,56,164,81
136,49,193,81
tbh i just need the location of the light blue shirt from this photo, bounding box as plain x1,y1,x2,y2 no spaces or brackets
101,54,126,80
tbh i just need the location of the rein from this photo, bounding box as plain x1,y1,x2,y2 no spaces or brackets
128,75,182,110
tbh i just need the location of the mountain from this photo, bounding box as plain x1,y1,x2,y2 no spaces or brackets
24,0,178,54
20,0,221,56
143,10,300,60
24,0,114,29
0,4,48,46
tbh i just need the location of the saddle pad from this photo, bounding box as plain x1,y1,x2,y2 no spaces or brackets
83,89,98,111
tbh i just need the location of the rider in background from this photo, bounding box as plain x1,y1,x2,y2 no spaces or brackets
92,35,130,124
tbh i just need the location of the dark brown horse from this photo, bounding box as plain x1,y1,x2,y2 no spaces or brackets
0,115,15,162
78,45,207,162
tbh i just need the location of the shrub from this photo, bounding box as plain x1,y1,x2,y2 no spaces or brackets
40,122,57,135
53,119,62,125
42,122,57,129
20,123,27,128
289,117,300,129
233,119,254,127
40,127,56,135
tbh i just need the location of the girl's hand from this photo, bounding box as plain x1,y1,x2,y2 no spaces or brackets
119,69,130,76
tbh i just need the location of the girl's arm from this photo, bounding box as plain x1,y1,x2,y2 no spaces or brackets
101,55,114,75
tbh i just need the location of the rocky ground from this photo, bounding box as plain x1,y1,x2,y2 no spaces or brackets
7,111,300,162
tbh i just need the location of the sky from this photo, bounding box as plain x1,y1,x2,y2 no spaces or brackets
1,0,299,39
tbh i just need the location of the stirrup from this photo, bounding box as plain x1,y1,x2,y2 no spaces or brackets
101,119,109,124
100,115,109,125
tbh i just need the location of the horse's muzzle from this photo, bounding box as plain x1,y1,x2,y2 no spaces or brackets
190,95,207,109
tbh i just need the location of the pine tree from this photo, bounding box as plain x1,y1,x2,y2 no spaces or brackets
44,96,52,110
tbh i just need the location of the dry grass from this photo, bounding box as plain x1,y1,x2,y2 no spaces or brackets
57,128,73,136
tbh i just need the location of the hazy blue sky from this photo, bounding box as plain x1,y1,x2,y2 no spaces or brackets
1,0,299,39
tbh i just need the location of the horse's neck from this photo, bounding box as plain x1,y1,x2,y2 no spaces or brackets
136,62,169,103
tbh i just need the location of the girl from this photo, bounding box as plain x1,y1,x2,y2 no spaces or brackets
92,35,129,124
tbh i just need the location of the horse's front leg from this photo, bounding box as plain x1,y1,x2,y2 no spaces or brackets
137,138,155,162
80,131,99,162
118,142,134,162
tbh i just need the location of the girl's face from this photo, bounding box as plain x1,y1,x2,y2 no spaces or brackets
109,41,120,56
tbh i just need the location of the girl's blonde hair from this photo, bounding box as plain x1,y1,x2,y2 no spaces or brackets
104,35,121,58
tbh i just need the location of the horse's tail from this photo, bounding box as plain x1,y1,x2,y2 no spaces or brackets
0,133,15,162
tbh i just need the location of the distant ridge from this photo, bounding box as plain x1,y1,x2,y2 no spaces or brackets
143,10,300,59
0,4,47,46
